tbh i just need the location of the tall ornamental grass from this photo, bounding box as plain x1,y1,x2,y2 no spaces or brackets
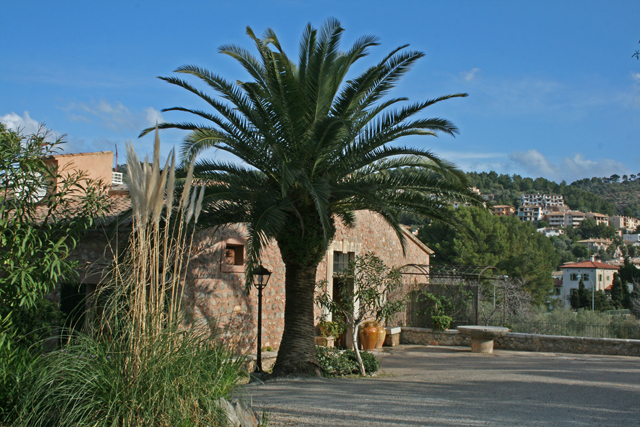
14,130,245,427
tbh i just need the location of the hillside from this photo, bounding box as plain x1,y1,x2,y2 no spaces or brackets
466,172,640,216
570,178,640,217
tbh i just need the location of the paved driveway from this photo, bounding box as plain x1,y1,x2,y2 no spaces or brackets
241,345,640,426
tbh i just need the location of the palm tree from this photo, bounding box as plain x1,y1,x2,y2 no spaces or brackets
141,18,483,376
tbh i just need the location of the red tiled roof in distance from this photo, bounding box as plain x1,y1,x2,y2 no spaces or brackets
561,261,619,270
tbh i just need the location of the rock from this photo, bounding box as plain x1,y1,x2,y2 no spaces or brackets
217,397,260,427
232,398,260,427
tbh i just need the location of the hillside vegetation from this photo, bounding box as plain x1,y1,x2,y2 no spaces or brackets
466,172,640,216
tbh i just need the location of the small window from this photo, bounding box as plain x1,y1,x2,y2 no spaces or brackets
224,245,244,266
583,273,590,281
220,237,246,273
570,273,579,281
554,288,561,295
333,251,354,275
599,274,602,281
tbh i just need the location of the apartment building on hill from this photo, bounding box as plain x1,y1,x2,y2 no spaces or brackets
517,204,544,222
610,216,639,233
521,194,565,208
585,212,609,226
493,205,515,216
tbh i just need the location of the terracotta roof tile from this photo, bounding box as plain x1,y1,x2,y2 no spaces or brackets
561,261,619,270
32,189,131,227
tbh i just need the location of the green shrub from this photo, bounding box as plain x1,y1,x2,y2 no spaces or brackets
14,328,244,427
344,349,379,374
318,320,345,340
1,298,62,349
316,346,379,376
0,345,37,423
432,314,452,331
13,134,245,427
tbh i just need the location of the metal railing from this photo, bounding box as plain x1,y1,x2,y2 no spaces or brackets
112,172,123,185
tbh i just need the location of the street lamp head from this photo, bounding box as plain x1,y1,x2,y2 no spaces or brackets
253,265,272,290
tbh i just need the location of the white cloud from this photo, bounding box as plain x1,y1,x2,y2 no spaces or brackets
560,154,628,181
509,150,561,178
461,68,481,82
631,72,640,82
144,107,164,127
64,100,163,133
0,111,40,135
439,150,505,160
509,149,628,182
0,111,63,141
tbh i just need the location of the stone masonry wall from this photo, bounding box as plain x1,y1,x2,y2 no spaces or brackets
401,327,470,347
186,210,431,353
495,332,640,356
401,327,640,357
71,211,432,354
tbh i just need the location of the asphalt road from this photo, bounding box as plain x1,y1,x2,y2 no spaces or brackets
241,345,640,427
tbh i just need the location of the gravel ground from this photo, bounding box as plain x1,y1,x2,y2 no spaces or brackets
240,345,640,427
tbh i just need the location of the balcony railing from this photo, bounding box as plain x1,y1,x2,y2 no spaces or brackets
112,172,123,185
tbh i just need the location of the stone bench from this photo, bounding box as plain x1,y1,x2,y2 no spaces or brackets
457,326,509,353
384,327,402,347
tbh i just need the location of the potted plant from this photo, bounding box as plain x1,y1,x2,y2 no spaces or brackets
374,290,406,348
419,292,456,331
316,320,344,347
316,252,404,376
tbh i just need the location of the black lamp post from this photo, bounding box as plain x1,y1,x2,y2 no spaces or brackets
253,265,271,373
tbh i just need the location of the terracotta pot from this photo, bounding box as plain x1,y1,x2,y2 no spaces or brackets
359,322,379,351
375,324,386,349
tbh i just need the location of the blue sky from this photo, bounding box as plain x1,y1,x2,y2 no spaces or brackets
2,1,639,183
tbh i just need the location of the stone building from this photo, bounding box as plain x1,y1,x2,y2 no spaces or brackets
183,211,432,352
63,152,433,353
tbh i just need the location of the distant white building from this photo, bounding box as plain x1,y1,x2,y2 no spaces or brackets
565,211,586,228
540,209,586,228
452,187,485,209
577,238,612,253
559,261,619,307
585,212,609,226
521,194,565,208
623,234,640,245
517,205,544,222
537,227,564,237
611,216,639,233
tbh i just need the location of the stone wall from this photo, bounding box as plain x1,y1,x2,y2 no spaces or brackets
70,210,432,354
184,210,432,353
401,327,640,357
495,332,640,357
401,327,470,347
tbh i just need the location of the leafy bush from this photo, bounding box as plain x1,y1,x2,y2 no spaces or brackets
432,314,452,331
344,349,379,374
12,132,245,427
316,346,379,376
0,345,36,422
0,124,109,426
14,329,243,427
1,298,62,349
318,320,345,340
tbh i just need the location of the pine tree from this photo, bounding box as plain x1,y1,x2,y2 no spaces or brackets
578,279,591,309
570,288,580,309
610,273,625,309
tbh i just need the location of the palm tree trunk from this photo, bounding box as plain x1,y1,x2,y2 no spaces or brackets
271,261,322,376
